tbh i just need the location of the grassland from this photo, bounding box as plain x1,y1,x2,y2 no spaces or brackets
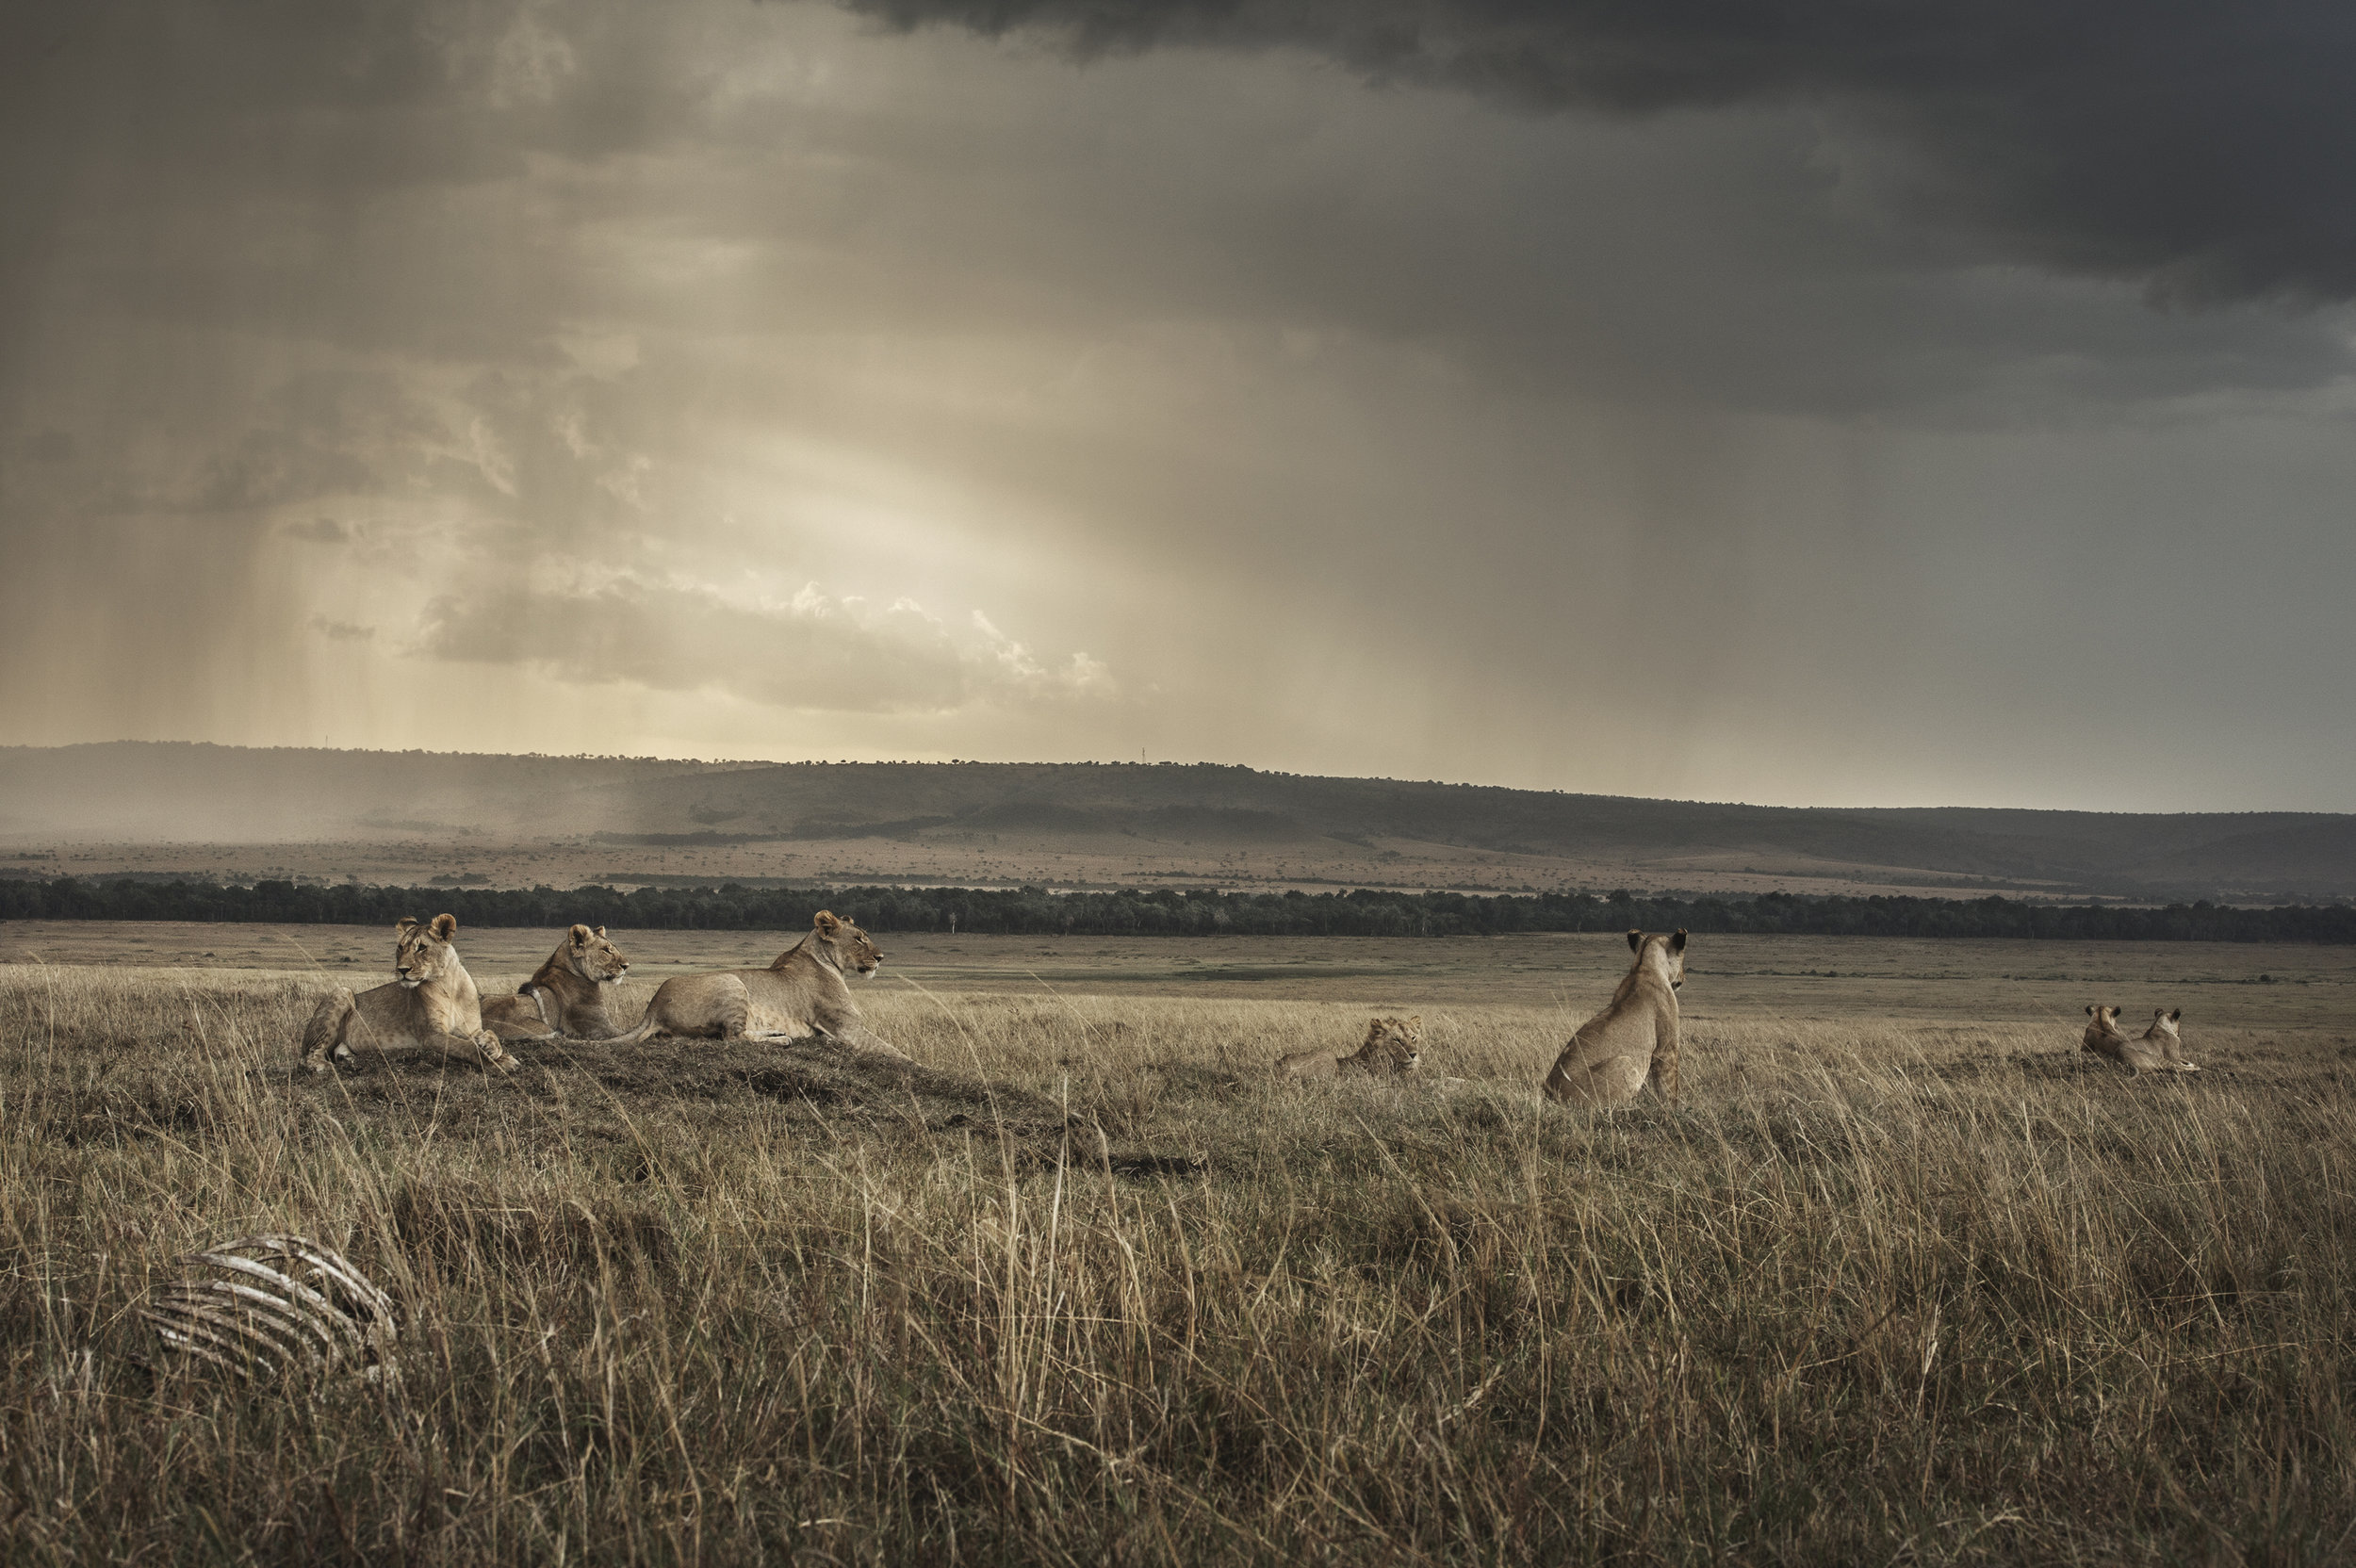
4,929,2354,1563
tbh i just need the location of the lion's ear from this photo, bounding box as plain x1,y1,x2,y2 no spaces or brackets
569,923,593,944
432,913,458,940
814,910,841,934
1627,929,1644,953
2170,1007,2183,1021
1670,929,1688,953
395,917,419,937
2085,1004,2096,1016
595,925,607,939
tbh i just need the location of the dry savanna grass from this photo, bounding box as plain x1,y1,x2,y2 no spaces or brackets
4,933,2356,1563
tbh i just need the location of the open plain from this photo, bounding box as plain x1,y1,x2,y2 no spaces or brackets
4,927,2354,1562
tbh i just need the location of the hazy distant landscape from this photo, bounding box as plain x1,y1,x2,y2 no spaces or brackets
7,743,2354,903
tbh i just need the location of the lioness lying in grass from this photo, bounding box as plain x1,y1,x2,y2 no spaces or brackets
2083,1004,2199,1072
299,914,515,1075
590,911,905,1058
479,923,630,1040
1274,1015,1423,1078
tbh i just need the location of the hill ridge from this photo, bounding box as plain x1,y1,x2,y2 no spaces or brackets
2,743,2349,902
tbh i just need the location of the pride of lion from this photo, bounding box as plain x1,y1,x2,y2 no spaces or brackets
297,913,2205,1096
296,909,901,1071
2082,1004,2200,1073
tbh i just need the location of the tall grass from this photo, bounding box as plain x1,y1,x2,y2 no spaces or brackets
3,965,2353,1562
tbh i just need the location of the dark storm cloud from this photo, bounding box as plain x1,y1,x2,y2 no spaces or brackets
3,0,2352,807
841,0,2356,304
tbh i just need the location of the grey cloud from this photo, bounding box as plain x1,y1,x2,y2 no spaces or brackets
167,371,458,519
6,0,2356,808
0,2,698,369
7,0,2339,421
839,0,2356,304
283,518,352,545
416,580,1115,714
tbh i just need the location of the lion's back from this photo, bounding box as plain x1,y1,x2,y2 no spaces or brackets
2085,1026,2155,1070
739,962,849,1034
1543,1005,1658,1105
642,971,751,1032
1274,1049,1340,1079
346,980,442,1046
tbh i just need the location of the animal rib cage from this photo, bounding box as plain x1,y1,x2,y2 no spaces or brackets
141,1234,399,1380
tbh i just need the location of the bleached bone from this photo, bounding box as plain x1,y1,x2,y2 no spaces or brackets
140,1234,399,1382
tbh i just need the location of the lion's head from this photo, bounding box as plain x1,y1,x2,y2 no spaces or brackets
2146,1006,2183,1041
811,910,883,977
1628,928,1688,990
561,923,630,984
393,913,461,990
2083,1004,2125,1049
1350,1015,1424,1074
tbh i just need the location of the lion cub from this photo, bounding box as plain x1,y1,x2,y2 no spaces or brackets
1543,929,1685,1107
1275,1016,1424,1079
2083,1004,2199,1073
299,914,516,1075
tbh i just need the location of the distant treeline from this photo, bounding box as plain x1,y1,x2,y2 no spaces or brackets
4,876,2355,943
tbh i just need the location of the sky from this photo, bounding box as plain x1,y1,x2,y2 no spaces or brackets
2,0,2352,811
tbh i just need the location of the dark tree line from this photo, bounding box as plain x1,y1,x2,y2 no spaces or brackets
3,876,2353,942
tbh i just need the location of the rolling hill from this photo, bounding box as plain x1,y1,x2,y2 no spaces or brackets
1,743,2349,902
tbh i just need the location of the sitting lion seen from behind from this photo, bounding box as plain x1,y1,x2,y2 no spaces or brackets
1542,929,1686,1107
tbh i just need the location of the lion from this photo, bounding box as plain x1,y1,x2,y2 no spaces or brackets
2138,1007,2199,1071
1542,929,1686,1107
2080,1003,2132,1065
299,914,516,1075
2084,1004,2197,1072
479,924,631,1039
590,910,906,1057
1275,1015,1424,1078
